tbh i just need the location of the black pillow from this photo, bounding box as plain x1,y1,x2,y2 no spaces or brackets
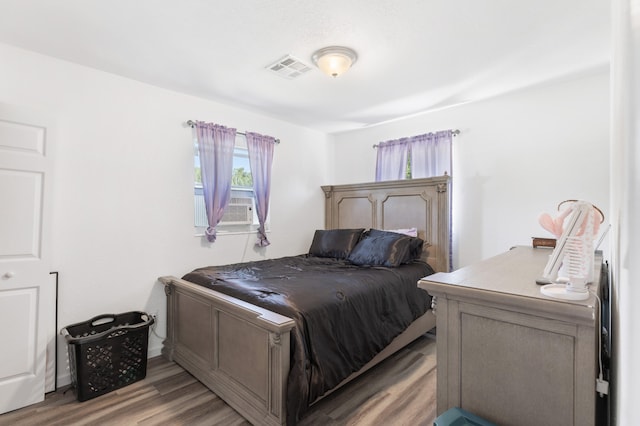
308,228,365,259
348,229,424,267
368,229,424,261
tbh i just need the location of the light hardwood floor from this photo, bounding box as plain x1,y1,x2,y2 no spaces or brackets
0,333,437,426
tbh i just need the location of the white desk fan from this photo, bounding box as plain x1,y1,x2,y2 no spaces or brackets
540,201,597,300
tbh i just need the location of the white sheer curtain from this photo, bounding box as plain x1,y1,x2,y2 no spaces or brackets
410,130,453,178
375,139,410,181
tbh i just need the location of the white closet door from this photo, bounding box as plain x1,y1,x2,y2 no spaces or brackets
0,103,54,413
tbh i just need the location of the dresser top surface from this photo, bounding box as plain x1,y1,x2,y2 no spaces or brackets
420,246,602,311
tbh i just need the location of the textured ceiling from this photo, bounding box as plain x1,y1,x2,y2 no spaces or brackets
0,0,610,133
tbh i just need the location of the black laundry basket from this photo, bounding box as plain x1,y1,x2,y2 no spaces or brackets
61,311,154,401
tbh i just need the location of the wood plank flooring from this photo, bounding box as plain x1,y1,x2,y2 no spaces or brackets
0,334,436,426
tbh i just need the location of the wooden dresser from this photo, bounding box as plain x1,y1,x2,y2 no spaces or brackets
419,246,602,426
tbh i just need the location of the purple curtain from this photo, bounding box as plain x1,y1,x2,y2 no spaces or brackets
196,121,236,242
410,130,453,178
375,138,410,181
246,132,275,247
410,130,453,270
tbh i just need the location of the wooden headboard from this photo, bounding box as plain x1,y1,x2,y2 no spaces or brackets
321,176,451,273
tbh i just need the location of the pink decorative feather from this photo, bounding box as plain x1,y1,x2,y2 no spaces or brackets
539,202,601,239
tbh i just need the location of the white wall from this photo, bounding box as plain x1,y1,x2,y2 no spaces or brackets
611,1,640,424
331,70,610,269
0,42,331,386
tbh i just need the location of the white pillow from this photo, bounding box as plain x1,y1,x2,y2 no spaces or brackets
385,227,418,237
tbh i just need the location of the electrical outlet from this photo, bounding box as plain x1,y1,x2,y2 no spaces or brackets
596,378,609,396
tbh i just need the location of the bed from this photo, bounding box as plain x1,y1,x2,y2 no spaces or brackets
158,176,451,425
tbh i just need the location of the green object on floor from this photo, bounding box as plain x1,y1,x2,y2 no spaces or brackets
433,407,497,426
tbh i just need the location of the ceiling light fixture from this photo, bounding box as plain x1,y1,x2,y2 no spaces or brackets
311,46,358,78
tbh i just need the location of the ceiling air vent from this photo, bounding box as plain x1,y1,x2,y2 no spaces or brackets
266,55,312,80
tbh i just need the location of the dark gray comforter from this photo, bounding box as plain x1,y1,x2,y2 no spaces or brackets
182,254,434,424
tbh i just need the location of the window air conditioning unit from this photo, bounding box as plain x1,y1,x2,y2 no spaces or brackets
219,197,253,225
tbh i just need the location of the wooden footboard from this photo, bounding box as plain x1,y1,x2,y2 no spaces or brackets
159,276,295,426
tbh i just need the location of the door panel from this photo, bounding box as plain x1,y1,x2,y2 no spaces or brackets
0,103,53,413
0,169,43,258
0,288,38,377
0,118,45,155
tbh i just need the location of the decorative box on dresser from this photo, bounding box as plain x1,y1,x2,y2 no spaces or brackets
419,246,603,426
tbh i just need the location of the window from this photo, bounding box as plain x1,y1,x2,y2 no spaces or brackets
194,135,263,233
375,130,454,181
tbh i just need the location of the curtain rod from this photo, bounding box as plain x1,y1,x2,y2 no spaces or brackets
372,129,460,148
186,120,280,144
